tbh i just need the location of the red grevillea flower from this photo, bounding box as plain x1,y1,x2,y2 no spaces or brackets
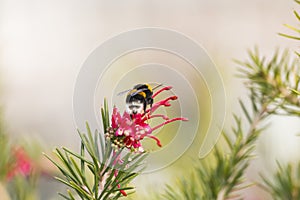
105,85,188,153
103,85,188,196
6,147,32,180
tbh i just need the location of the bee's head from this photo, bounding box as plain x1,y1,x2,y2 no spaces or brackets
126,100,144,115
125,93,145,115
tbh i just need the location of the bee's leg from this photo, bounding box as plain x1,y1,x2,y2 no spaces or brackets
143,100,150,122
149,98,153,113
145,99,153,123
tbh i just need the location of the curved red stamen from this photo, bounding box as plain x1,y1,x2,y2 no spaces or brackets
142,114,169,122
146,135,162,147
152,86,172,98
158,96,178,104
144,96,178,115
152,117,188,131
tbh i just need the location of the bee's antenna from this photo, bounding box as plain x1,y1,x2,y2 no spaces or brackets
152,83,163,91
117,89,131,96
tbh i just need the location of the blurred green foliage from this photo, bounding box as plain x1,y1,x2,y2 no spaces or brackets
0,105,44,199
159,1,300,197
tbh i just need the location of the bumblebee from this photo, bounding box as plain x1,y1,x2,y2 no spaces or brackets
119,83,161,115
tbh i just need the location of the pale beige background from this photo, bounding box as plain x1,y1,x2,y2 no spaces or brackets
1,0,300,199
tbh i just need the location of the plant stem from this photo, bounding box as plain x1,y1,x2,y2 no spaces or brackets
216,102,270,200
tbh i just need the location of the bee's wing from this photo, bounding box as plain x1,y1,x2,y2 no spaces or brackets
131,84,163,96
117,89,131,96
131,88,148,96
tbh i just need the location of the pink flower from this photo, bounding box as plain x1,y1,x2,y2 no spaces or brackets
6,147,32,180
106,86,188,152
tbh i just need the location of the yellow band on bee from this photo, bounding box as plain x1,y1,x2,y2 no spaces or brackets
145,83,152,92
139,92,146,97
129,89,137,95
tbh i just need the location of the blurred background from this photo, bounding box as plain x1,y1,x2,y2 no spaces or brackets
1,0,300,199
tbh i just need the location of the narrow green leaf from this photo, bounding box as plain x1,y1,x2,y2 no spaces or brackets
58,192,73,200
94,130,100,161
45,152,77,183
62,147,93,166
56,148,82,185
278,33,300,40
67,190,76,200
101,107,106,132
104,98,110,128
69,156,92,194
239,100,252,123
81,138,85,176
